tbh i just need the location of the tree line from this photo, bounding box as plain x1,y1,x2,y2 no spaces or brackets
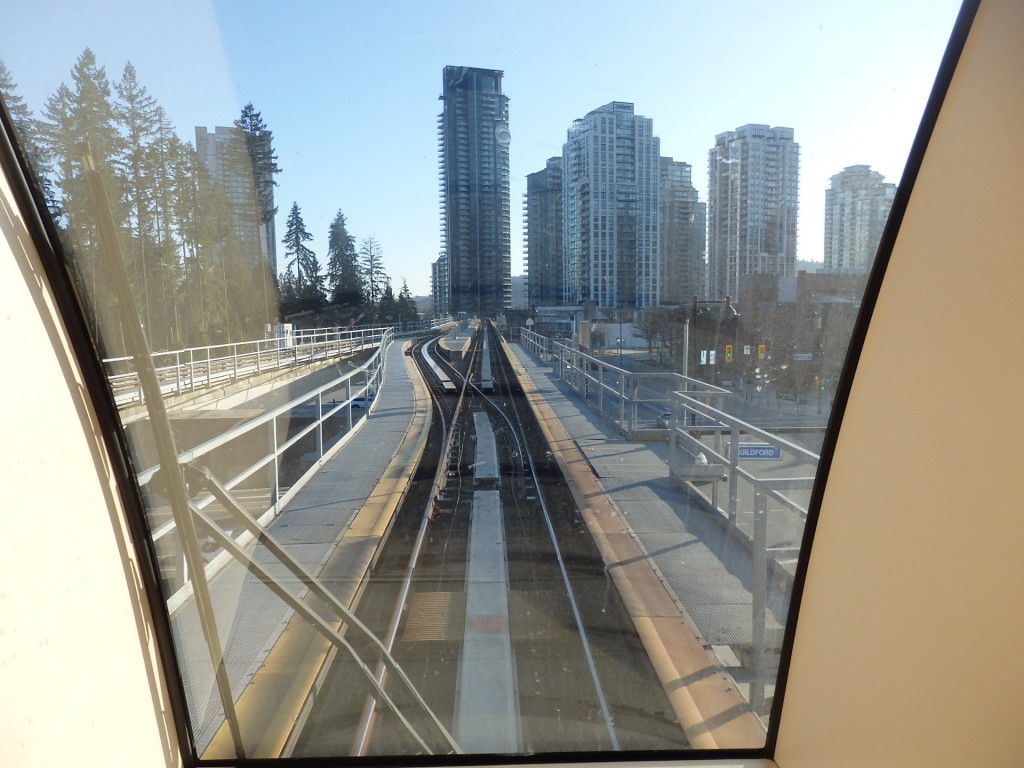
279,205,418,327
0,50,418,356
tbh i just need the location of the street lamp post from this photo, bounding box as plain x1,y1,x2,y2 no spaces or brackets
719,154,741,299
682,317,689,380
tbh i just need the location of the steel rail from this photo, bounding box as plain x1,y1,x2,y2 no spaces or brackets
351,336,464,756
185,464,460,755
480,322,621,750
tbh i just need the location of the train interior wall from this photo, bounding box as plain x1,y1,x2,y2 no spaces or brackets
775,0,1024,764
2,0,1022,765
0,145,177,762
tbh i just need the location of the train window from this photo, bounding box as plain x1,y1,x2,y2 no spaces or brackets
0,0,965,763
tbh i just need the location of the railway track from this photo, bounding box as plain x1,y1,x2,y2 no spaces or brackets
293,322,682,757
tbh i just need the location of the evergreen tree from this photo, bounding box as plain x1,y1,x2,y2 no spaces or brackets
0,58,33,132
235,103,280,226
114,62,168,343
172,134,269,345
39,49,129,353
19,50,276,348
397,280,419,323
378,282,397,325
0,58,56,212
358,236,388,307
282,202,324,313
235,103,280,317
283,202,315,287
277,269,299,315
325,209,363,305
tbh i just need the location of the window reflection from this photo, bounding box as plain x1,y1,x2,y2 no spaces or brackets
0,1,961,760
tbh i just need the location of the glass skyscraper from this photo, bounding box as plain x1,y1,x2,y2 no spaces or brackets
524,157,564,311
437,66,511,316
824,165,896,273
562,102,661,310
708,125,799,302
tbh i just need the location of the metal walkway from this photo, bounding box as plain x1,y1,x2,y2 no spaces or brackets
173,338,427,757
506,342,795,683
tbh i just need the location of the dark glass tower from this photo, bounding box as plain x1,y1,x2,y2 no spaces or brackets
438,66,511,316
525,157,563,311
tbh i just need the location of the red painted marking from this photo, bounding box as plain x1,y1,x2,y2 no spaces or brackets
467,615,507,633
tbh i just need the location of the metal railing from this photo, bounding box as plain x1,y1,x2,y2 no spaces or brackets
105,317,453,408
521,326,820,717
142,328,392,611
664,392,819,713
520,327,727,434
105,325,388,407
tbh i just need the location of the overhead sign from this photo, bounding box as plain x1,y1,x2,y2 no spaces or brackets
737,443,782,460
793,353,813,361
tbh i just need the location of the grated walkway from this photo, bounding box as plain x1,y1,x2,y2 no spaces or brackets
170,339,423,755
508,343,792,649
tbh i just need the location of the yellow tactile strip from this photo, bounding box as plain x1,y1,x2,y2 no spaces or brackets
403,591,466,642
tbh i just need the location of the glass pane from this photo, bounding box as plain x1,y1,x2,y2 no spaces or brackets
0,0,961,760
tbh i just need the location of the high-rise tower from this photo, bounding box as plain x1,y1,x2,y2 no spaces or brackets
708,125,799,301
524,157,563,311
438,66,511,316
659,157,706,304
824,165,896,272
195,125,277,275
562,102,661,310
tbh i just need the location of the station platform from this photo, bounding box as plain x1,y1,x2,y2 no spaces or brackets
506,341,790,746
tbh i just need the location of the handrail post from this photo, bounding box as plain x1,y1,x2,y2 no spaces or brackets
631,376,639,434
347,376,353,431
729,423,740,523
316,392,324,459
271,417,280,516
668,395,677,468
619,365,626,430
751,489,768,716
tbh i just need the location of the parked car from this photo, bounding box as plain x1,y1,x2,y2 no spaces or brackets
351,388,376,408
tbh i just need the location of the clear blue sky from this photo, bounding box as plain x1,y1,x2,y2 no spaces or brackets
3,0,963,296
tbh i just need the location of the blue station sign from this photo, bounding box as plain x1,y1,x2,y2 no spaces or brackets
737,443,782,460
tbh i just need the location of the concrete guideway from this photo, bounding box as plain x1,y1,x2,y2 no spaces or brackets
503,338,767,749
183,328,777,756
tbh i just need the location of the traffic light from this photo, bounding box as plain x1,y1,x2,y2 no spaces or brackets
758,344,766,359
725,344,733,363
